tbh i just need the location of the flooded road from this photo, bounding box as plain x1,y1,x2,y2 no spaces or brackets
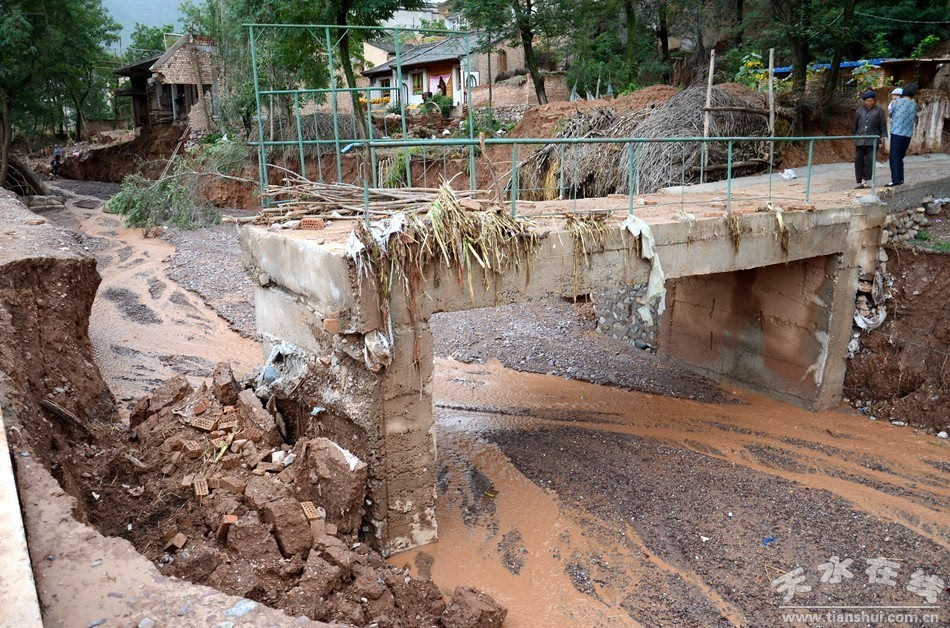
46,181,261,410
396,358,949,625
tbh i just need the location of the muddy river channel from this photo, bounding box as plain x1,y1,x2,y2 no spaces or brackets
43,181,949,626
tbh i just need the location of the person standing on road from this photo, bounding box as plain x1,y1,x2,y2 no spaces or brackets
853,90,886,189
886,83,918,187
888,87,903,113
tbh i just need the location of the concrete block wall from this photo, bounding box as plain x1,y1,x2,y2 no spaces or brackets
657,255,841,408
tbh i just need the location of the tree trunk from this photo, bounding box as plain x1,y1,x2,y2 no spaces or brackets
487,44,493,110
790,36,809,93
0,95,11,189
822,0,859,100
624,0,637,85
71,93,84,140
790,0,812,93
520,26,547,105
736,0,744,44
336,22,369,140
658,4,671,83
694,0,705,65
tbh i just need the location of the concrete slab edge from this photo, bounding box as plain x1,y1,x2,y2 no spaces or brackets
0,408,43,628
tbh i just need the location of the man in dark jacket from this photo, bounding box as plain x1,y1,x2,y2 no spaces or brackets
853,90,887,189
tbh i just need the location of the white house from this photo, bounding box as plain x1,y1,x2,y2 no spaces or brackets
361,37,479,108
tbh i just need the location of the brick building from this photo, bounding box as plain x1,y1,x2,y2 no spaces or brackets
115,33,220,132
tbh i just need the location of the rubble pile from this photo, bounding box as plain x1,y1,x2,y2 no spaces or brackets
83,363,506,626
881,199,945,245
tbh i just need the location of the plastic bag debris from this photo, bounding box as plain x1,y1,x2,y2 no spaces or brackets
854,306,886,331
780,169,797,180
363,329,392,372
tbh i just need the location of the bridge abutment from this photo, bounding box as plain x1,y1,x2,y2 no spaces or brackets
240,203,885,552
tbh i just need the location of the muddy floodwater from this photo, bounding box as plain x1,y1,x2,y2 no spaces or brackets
42,182,950,625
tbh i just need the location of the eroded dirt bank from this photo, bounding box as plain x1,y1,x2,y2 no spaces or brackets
19,183,507,626
845,246,950,431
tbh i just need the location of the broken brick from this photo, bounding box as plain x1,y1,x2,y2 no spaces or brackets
208,476,223,490
211,362,241,406
218,420,238,432
318,356,331,366
182,440,204,459
164,532,188,553
255,461,281,473
221,454,240,469
180,474,195,489
299,217,326,230
218,477,246,495
322,318,345,334
235,428,263,443
210,436,230,451
300,501,322,521
190,416,218,432
193,397,211,415
215,514,238,542
193,478,209,497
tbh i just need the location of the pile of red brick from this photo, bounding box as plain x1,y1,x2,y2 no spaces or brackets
109,362,506,626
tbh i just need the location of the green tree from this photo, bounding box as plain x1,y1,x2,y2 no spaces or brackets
124,22,176,63
460,0,574,104
0,0,118,186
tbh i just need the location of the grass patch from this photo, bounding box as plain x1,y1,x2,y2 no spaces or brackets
913,229,950,253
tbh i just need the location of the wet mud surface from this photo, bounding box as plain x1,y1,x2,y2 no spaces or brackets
432,301,731,403
41,181,261,409
393,359,949,626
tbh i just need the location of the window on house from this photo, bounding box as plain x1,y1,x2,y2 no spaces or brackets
411,72,423,94
380,78,391,88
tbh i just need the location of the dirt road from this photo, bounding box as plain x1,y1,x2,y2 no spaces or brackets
44,180,261,409
33,184,949,625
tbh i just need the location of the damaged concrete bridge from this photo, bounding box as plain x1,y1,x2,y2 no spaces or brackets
238,168,950,554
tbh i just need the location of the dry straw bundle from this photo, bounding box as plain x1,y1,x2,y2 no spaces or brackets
514,85,771,200
349,185,542,315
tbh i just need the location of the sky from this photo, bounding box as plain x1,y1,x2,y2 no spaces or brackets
103,0,183,51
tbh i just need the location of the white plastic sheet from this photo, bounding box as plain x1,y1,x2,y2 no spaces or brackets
620,215,666,317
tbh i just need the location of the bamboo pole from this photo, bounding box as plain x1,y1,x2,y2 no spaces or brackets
701,49,715,183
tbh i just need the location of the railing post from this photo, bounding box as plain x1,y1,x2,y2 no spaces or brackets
248,25,269,196
465,33,476,191
362,157,370,227
294,92,307,180
627,143,634,217
394,31,411,188
325,27,343,182
510,142,518,216
365,87,377,187
726,139,733,213
680,142,687,212
311,109,324,183
559,143,565,200
805,138,814,203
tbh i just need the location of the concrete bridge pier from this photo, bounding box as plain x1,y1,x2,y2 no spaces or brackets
240,202,885,553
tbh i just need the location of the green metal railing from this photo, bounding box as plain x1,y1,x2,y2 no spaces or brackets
245,24,879,224
246,23,478,193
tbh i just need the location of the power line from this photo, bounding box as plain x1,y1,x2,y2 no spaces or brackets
853,11,950,25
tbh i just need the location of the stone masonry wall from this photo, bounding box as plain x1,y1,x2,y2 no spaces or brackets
592,284,660,349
